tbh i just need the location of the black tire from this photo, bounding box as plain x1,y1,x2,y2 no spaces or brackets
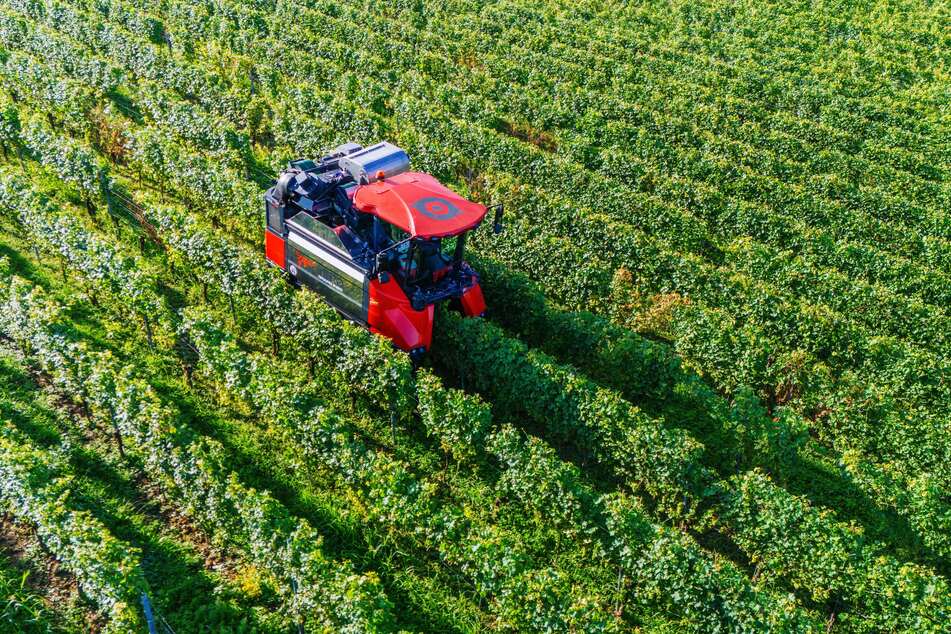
287,263,301,288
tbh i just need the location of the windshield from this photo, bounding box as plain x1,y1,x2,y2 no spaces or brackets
374,220,467,287
396,238,453,285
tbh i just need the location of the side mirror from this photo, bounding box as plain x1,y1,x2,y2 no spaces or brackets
490,203,504,234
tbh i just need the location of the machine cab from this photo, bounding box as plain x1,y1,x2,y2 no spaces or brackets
264,142,500,356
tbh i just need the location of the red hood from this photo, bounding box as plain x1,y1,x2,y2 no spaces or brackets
352,172,487,238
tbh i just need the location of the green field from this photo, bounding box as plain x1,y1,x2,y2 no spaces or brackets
0,0,947,630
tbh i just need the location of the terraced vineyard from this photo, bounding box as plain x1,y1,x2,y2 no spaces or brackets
0,0,947,630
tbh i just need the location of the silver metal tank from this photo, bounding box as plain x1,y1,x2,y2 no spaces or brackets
339,141,410,184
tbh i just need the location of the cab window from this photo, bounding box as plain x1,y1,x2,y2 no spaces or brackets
287,212,347,253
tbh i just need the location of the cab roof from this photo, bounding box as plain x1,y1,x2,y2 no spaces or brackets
352,172,487,238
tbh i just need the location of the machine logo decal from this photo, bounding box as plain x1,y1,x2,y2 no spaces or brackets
296,252,316,269
412,196,460,221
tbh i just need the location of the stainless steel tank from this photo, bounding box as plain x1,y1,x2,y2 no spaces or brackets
339,141,411,184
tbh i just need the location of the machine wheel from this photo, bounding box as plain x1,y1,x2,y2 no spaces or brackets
287,263,301,288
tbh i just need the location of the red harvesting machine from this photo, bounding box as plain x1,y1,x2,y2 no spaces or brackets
264,141,502,361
